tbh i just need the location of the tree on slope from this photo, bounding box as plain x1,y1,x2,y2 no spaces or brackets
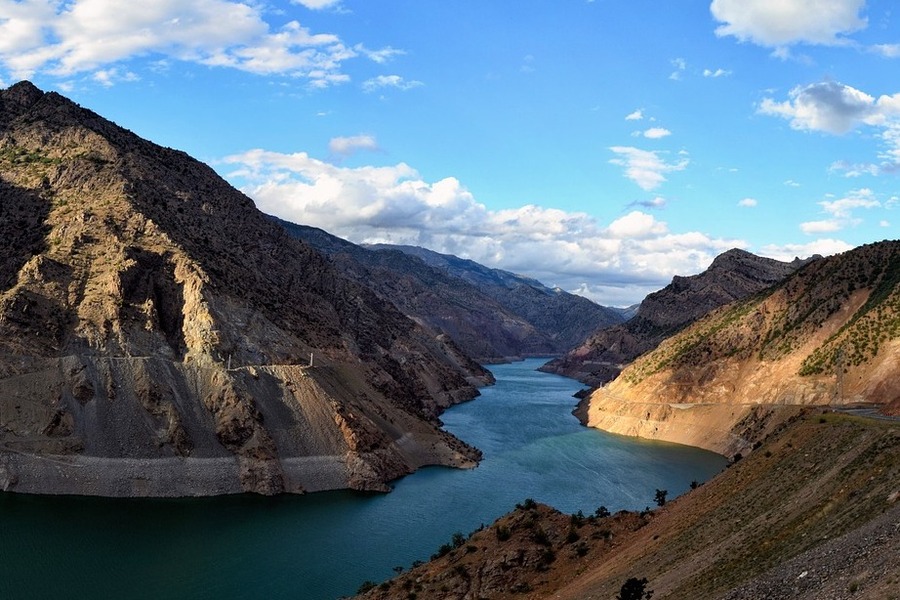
617,576,653,600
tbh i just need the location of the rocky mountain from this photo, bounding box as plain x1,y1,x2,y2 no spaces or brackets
354,410,899,599
0,81,493,497
542,248,813,386
582,240,900,457
280,224,624,362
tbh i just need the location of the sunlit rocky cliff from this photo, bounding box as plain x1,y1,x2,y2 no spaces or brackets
542,248,813,386
582,240,900,457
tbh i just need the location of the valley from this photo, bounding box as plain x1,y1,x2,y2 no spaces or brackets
1,80,898,600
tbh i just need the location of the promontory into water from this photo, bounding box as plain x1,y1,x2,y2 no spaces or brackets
0,81,492,496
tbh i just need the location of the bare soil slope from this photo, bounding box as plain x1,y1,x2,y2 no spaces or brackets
354,412,900,600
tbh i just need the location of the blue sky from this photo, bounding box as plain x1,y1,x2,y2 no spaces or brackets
1,0,898,306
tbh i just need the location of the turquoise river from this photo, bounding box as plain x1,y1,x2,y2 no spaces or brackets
0,358,727,599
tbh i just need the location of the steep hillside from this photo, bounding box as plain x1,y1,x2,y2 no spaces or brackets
355,411,899,599
542,249,811,386
584,241,900,457
0,81,490,497
283,225,624,361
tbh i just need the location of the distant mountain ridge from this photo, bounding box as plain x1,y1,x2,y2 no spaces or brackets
366,244,626,354
0,81,490,496
542,248,815,385
279,225,624,362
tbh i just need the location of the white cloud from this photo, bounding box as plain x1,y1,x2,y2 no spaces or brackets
91,67,138,87
362,74,423,93
800,188,880,234
0,0,389,87
759,239,854,261
738,198,757,207
758,81,900,134
643,127,671,139
784,179,801,187
829,160,880,177
760,81,900,174
223,149,741,305
881,220,891,227
703,68,731,78
710,0,867,47
625,109,643,121
800,219,843,234
354,44,405,64
292,0,342,9
872,43,900,58
628,196,667,210
669,57,686,80
820,188,880,217
328,135,379,157
609,146,689,191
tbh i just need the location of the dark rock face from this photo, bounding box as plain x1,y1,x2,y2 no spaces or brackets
282,225,625,362
542,248,815,385
0,81,488,496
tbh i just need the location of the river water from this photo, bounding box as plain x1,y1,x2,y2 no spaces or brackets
0,359,726,599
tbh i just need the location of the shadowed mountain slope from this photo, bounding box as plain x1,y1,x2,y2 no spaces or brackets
0,81,491,496
280,224,624,362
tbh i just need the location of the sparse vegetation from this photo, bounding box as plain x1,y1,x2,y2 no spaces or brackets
654,489,668,507
616,576,653,600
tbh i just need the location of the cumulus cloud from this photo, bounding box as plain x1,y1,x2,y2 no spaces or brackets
222,149,741,305
625,109,644,121
0,0,387,87
759,81,900,134
328,135,379,157
760,81,900,175
643,127,671,139
669,57,686,80
362,74,423,93
628,196,667,210
292,0,342,9
800,188,880,234
759,239,853,261
738,198,757,207
353,44,405,64
609,146,689,191
872,43,900,58
710,0,867,48
703,68,731,77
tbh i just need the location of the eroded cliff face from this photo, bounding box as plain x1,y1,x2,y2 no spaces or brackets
581,241,900,457
0,81,486,496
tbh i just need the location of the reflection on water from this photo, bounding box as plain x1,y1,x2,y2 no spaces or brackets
0,359,726,599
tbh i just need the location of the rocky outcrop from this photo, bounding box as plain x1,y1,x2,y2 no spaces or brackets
0,81,489,496
542,249,813,386
334,239,625,361
582,241,900,457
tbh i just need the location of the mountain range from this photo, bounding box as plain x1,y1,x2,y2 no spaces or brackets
279,220,624,362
